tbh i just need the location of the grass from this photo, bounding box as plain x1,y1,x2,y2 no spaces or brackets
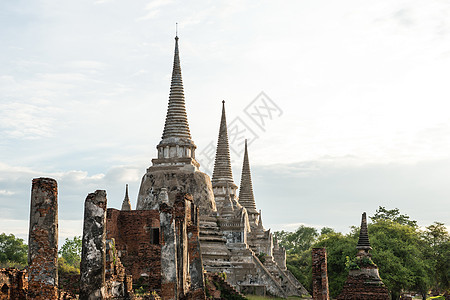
245,296,309,300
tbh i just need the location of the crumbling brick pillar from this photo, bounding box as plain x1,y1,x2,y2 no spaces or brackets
80,190,107,300
174,194,189,298
312,248,329,300
160,202,178,300
187,204,205,292
28,177,58,300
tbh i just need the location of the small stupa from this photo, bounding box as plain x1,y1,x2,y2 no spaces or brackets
337,212,389,300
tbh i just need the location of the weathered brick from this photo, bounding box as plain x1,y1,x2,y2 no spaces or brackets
80,190,107,299
28,177,58,300
312,248,329,300
0,268,27,300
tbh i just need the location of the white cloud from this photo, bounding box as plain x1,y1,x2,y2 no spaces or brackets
1,0,450,238
0,102,56,139
137,0,173,21
0,190,15,196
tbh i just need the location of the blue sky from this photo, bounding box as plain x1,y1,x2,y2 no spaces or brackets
1,0,449,242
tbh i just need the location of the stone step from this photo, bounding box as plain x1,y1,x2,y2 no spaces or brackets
199,223,220,229
199,228,222,234
199,236,227,242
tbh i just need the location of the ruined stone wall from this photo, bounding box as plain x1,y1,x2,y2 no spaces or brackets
107,193,206,299
80,190,108,299
273,244,287,270
159,202,177,300
0,268,27,300
312,248,329,300
186,203,205,292
106,209,161,292
58,272,80,298
104,239,134,299
28,177,58,300
173,195,189,297
247,229,273,257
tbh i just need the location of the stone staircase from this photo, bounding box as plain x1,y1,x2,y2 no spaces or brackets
205,272,247,300
199,215,232,272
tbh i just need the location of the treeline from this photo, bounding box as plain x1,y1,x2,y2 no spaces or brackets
274,207,450,300
0,233,82,276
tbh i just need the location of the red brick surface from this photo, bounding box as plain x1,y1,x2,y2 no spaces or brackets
106,209,161,292
337,274,389,300
0,268,27,300
28,178,58,300
312,248,329,300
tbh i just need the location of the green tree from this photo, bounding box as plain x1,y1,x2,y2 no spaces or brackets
275,225,319,294
422,222,450,294
59,236,82,269
276,208,447,299
370,206,417,227
286,248,312,292
0,233,28,268
274,225,318,254
312,230,357,298
369,219,431,300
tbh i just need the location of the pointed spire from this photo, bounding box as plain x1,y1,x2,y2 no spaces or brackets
121,184,132,211
212,101,234,185
257,210,263,229
238,139,257,213
357,212,372,250
161,35,192,140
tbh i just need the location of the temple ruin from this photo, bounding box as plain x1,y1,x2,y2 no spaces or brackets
129,35,308,297
336,213,389,300
10,35,313,299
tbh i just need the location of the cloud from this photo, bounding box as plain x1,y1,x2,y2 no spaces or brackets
137,0,173,21
0,190,15,196
0,101,57,139
254,159,450,233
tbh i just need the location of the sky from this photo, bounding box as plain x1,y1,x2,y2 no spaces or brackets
1,0,450,244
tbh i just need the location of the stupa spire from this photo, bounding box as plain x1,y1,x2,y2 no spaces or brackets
212,101,234,185
121,184,132,211
356,212,372,251
161,35,191,140
238,139,257,213
153,34,198,170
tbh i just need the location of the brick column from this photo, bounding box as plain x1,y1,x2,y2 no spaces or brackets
160,202,178,300
312,248,329,300
28,177,58,300
187,204,205,291
80,190,107,300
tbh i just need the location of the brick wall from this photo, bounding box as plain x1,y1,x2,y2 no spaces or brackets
106,209,161,292
337,273,389,300
0,268,27,300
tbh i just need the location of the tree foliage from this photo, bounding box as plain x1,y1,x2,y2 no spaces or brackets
369,219,430,299
313,231,358,298
0,233,28,268
274,225,318,255
422,222,450,293
59,236,82,270
274,225,318,293
370,206,417,227
275,207,450,299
